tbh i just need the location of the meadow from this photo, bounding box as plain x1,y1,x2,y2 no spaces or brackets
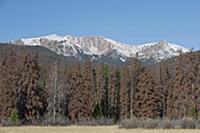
1,126,200,133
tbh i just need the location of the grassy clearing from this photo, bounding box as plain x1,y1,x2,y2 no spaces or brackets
1,126,200,133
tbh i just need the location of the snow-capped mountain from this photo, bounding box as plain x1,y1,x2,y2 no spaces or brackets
12,34,190,63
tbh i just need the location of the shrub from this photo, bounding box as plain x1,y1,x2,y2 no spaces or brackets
195,119,200,129
41,116,70,126
143,119,159,129
119,118,142,128
9,110,19,126
180,118,196,129
92,104,102,119
157,119,174,129
119,117,199,129
188,104,197,119
75,117,115,126
118,118,145,128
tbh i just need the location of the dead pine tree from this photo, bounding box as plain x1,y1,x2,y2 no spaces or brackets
134,70,161,118
120,66,131,119
46,60,67,124
68,60,93,122
16,54,47,124
128,57,143,118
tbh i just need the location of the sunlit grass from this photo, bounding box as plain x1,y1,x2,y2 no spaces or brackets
1,126,200,133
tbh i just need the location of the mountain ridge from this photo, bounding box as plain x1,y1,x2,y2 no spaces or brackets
12,34,190,63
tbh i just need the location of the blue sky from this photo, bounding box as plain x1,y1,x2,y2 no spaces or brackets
0,0,199,49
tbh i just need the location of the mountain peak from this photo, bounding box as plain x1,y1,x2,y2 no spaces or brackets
158,40,168,44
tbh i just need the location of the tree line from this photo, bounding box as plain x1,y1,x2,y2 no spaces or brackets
0,49,200,125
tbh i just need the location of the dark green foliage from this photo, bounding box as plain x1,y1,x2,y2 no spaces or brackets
188,103,197,119
92,103,102,119
9,110,19,125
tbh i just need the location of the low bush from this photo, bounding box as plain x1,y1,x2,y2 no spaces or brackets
9,110,19,125
143,119,159,129
180,118,196,129
74,117,115,126
157,119,174,129
119,117,200,129
0,117,70,126
41,116,70,126
118,118,143,128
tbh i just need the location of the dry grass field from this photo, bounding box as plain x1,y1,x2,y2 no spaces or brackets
1,126,200,133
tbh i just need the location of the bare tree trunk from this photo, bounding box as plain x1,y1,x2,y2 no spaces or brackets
53,60,58,123
130,88,133,119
